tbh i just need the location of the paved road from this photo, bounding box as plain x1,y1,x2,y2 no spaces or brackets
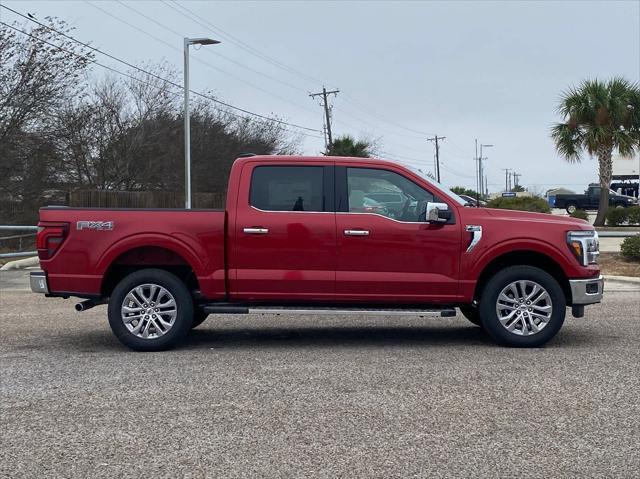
1,280,639,478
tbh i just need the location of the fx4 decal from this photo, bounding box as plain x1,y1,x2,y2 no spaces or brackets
77,221,114,231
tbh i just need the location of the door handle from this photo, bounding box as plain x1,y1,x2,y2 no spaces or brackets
344,229,369,236
243,227,269,234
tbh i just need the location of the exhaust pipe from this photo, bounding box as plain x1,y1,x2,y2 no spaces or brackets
75,299,105,312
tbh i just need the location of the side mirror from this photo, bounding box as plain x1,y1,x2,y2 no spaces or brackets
426,202,451,223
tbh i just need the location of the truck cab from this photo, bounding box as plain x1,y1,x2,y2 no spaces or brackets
31,156,604,351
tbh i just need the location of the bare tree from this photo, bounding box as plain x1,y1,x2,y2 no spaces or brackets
1,18,301,220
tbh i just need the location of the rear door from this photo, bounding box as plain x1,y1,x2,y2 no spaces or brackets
334,165,461,303
230,161,336,301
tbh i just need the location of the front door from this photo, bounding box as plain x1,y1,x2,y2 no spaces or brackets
231,162,336,302
588,187,601,208
335,165,461,304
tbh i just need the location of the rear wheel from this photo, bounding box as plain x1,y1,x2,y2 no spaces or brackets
108,268,193,351
479,266,566,347
459,305,482,327
566,203,578,214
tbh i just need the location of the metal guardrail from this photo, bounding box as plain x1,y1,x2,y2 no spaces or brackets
0,251,37,259
0,225,38,259
597,231,640,237
0,225,38,232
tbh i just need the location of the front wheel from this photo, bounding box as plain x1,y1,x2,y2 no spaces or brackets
479,266,566,347
108,268,193,351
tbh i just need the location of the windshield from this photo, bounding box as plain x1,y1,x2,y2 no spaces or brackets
405,166,468,206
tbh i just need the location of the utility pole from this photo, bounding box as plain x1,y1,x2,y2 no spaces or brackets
475,140,480,205
479,143,494,199
309,86,339,152
502,168,511,192
427,135,446,182
513,172,521,189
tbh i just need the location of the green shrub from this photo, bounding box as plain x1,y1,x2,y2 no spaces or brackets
485,196,551,213
620,236,640,261
606,207,630,226
627,206,640,225
569,209,589,221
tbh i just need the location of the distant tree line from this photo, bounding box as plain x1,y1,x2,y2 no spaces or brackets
450,186,480,198
0,18,298,222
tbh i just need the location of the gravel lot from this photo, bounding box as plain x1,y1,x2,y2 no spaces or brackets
1,279,639,478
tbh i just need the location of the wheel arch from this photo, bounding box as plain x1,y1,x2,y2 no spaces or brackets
473,250,571,306
100,243,201,297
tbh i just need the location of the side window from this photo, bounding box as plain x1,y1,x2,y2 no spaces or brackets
250,166,324,212
347,167,436,222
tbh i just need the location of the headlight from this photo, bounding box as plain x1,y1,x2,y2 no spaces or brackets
567,230,599,266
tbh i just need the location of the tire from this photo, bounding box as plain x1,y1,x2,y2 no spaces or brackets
191,310,209,329
459,305,482,327
565,203,577,214
614,203,626,209
108,268,193,351
479,266,566,347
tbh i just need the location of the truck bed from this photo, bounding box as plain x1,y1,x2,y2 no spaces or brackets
38,207,227,299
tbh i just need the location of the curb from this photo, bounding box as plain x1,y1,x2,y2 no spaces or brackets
604,275,640,285
0,256,39,271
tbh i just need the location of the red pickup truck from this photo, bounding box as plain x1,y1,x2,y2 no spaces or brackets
31,155,603,351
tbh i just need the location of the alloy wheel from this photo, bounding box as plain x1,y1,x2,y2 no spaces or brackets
121,283,177,339
495,280,553,336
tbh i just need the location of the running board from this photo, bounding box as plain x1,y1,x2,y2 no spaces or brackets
202,305,456,317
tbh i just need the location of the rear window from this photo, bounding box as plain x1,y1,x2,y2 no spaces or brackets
250,166,324,212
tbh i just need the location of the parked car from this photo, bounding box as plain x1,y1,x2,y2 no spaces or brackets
554,184,637,213
31,155,603,351
458,194,486,207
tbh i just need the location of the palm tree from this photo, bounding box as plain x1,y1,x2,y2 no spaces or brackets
551,78,640,226
326,135,372,157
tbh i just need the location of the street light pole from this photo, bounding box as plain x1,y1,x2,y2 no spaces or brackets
184,37,220,209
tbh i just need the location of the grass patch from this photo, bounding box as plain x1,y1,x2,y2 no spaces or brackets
598,252,640,277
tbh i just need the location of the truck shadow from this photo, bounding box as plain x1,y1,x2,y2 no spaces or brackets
178,323,607,350
56,322,607,352
181,325,497,350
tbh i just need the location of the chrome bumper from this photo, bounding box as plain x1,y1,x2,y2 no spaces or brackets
30,271,49,294
569,275,603,305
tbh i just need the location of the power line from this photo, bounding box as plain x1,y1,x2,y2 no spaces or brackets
0,5,322,136
341,93,437,137
83,0,319,117
163,0,326,88
440,163,476,179
379,153,475,181
157,1,464,150
116,0,310,95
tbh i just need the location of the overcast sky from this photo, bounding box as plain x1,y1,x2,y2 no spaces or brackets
3,0,639,193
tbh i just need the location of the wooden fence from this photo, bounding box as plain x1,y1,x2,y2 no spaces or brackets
0,200,37,225
1,190,225,225
69,190,226,209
